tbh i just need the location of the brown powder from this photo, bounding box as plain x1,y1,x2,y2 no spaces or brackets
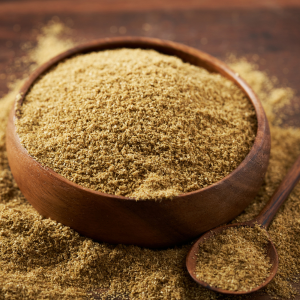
0,22,300,299
29,21,74,67
195,225,272,292
16,49,256,200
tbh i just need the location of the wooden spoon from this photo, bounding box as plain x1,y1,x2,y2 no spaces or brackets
186,154,300,295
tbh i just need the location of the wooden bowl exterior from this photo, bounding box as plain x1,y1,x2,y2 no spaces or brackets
6,37,271,248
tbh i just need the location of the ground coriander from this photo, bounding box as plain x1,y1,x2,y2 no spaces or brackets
0,21,299,299
16,48,256,199
195,224,272,292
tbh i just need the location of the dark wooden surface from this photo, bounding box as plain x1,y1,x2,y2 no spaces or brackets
1,1,300,299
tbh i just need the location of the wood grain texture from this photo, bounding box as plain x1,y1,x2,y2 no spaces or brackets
1,1,300,299
0,0,300,14
6,37,271,248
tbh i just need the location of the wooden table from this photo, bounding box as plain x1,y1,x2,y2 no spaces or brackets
1,1,300,299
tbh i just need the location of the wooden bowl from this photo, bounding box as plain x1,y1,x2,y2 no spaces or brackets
6,37,270,248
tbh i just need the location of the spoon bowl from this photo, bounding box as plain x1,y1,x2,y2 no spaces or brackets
187,222,278,295
186,154,300,294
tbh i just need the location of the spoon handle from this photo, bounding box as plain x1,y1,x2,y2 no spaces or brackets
254,155,300,229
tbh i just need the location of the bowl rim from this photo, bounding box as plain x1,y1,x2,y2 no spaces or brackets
13,36,269,202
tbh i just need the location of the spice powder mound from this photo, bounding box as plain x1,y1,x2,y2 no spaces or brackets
195,224,272,292
16,49,257,199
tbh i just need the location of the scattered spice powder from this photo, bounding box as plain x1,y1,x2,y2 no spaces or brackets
16,48,256,200
0,21,300,299
195,224,272,292
28,21,74,67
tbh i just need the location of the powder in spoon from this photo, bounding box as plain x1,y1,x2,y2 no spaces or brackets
16,48,256,200
195,224,272,292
